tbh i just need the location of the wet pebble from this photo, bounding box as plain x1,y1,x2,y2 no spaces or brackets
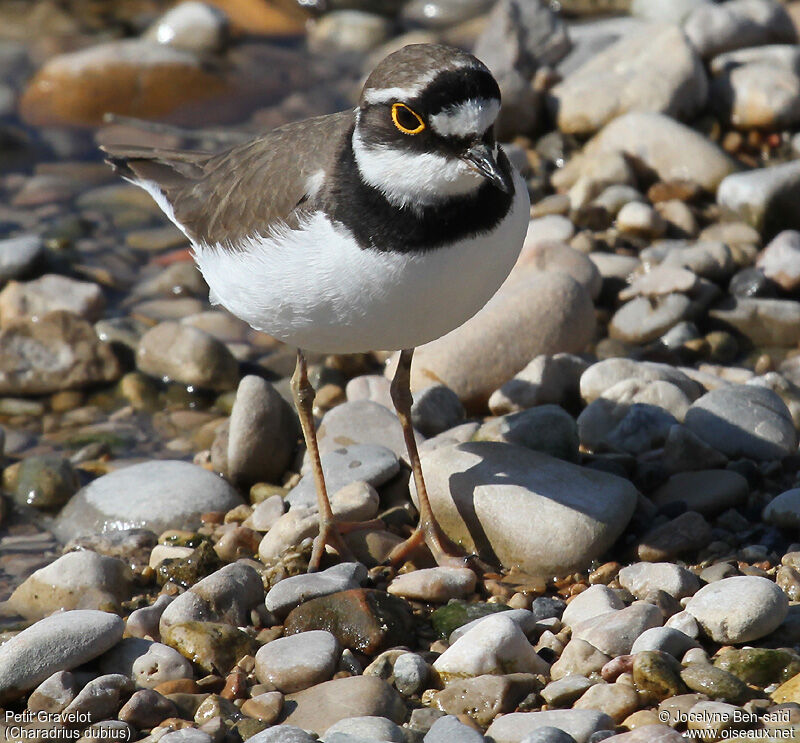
255,630,340,693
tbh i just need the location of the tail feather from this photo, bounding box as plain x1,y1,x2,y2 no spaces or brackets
100,144,210,190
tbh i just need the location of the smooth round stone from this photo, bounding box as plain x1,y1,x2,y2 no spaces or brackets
27,670,78,714
265,562,368,618
601,725,683,742
126,594,173,640
449,608,538,644
160,730,213,743
489,353,589,415
346,374,393,408
63,673,133,722
709,296,800,346
246,495,285,531
255,630,340,693
393,653,429,696
286,444,399,510
562,585,624,629
0,273,105,327
137,321,239,391
401,0,491,27
397,268,595,409
629,627,700,657
713,62,800,129
684,386,797,460
580,359,701,403
0,311,121,395
757,230,800,291
764,488,800,529
324,716,405,742
144,1,228,53
240,691,283,724
515,240,602,300
246,726,316,743
541,676,595,708
257,508,319,560
685,576,788,643
487,709,614,743
0,610,124,703
651,470,749,516
616,202,667,239
281,676,406,736
308,10,391,52
572,603,663,658
572,682,640,723
425,715,488,742
118,688,178,729
414,441,638,576
53,460,243,541
432,614,550,681
550,640,611,682
618,562,700,601
631,0,709,22
227,375,296,486
97,639,191,687
411,384,466,437
547,25,707,136
718,160,800,236
387,567,477,602
521,728,578,743
0,235,43,283
619,267,699,301
609,294,692,345
684,0,796,59
6,550,132,619
159,562,264,632
524,216,576,247
558,112,736,193
13,454,79,509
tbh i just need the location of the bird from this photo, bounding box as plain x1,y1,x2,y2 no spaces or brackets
103,43,530,572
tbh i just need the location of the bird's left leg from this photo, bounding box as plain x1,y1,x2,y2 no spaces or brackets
386,348,479,569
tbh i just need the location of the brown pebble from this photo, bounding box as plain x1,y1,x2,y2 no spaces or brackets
568,583,589,597
196,675,226,693
601,654,634,682
241,691,283,724
589,562,620,585
155,679,200,695
201,511,225,524
224,504,253,524
647,180,702,204
754,354,774,375
221,670,248,701
484,579,516,601
155,719,194,730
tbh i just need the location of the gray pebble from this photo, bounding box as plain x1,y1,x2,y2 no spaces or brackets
521,728,578,743
265,561,367,618
411,384,465,437
424,715,487,742
393,653,429,696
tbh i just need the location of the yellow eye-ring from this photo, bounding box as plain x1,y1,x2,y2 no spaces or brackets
391,102,425,135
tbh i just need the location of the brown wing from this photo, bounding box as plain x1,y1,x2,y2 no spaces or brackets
102,110,353,248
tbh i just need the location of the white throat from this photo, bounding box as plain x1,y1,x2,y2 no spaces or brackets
351,125,484,210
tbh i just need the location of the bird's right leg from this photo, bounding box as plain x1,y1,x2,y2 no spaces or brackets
291,349,357,571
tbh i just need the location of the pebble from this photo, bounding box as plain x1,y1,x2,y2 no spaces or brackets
410,384,466,437
476,405,580,462
631,0,710,23
684,0,797,59
449,608,539,643
521,729,578,743
0,274,105,328
580,359,702,403
324,716,406,742
433,613,550,681
126,594,173,640
620,267,699,301
13,454,79,509
630,627,700,657
524,216,576,247
573,682,640,723
240,691,283,724
412,441,637,576
137,321,239,391
54,460,243,541
651,470,749,516
684,385,798,460
226,375,296,486
6,549,132,619
159,562,264,632
562,586,624,628
246,726,315,743
618,563,700,601
63,674,133,723
764,488,800,530
284,588,414,655
425,715,488,743
399,268,595,408
685,575,789,643
515,240,602,300
718,160,800,235
560,112,736,193
488,353,589,415
27,671,78,713
255,630,340,693
393,653,429,696
548,25,707,136
757,230,800,291
431,673,539,727
679,667,750,704
308,10,392,53
609,294,692,345
265,561,368,618
637,511,713,562
281,676,406,736
143,1,228,53
286,444,399,510
0,311,122,395
572,602,663,657
0,235,43,283
486,709,614,743
0,610,124,703
387,566,476,602
542,676,596,708
118,688,178,729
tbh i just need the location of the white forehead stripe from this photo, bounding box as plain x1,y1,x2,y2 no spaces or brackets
363,85,425,105
430,98,500,138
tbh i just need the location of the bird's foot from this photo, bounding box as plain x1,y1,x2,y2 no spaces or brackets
386,518,490,574
308,518,383,572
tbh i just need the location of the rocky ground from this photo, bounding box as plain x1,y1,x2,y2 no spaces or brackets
5,0,800,742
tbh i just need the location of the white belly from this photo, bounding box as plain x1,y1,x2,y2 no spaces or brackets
193,170,529,354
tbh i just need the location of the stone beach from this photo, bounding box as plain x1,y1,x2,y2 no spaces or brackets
7,0,800,742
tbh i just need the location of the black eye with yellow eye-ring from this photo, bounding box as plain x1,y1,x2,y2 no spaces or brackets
391,102,425,135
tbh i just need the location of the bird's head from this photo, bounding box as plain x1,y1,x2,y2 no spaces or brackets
353,44,510,210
